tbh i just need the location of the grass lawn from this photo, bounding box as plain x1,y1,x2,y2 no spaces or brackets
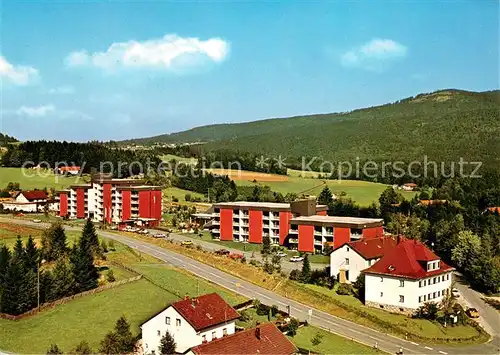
0,167,83,190
161,154,197,165
291,325,380,354
163,186,206,203
0,226,246,353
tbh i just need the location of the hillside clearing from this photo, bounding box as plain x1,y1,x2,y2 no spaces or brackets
0,167,83,190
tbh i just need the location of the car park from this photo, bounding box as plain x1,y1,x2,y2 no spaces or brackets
289,255,304,262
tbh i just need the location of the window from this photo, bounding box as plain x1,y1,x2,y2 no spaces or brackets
399,280,404,287
176,318,181,327
346,246,350,252
368,260,372,266
223,328,227,336
380,292,383,297
419,296,422,302
442,275,445,282
447,273,450,280
380,277,384,282
399,295,404,303
423,295,426,301
433,292,436,298
157,330,161,337
423,280,426,286
437,290,441,297
428,293,431,299
437,261,440,269
165,317,170,325
345,258,350,265
419,281,422,287
433,277,436,284
202,335,207,342
212,331,216,340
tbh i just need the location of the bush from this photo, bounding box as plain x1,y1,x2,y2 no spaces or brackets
106,270,116,283
196,244,203,251
271,304,279,316
289,269,302,281
172,197,179,203
353,274,365,301
249,259,261,268
286,318,299,337
239,309,251,322
185,194,192,202
241,256,247,264
336,283,354,295
263,261,274,274
414,302,439,320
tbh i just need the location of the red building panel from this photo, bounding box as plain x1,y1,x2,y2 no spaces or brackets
122,190,131,221
362,226,384,239
334,227,351,248
103,183,112,223
76,188,85,218
298,224,314,252
316,210,327,216
59,193,68,217
279,211,292,245
248,210,263,244
139,190,151,218
152,190,162,222
219,208,233,241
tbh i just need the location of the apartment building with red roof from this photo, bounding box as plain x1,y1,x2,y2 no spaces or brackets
330,236,398,283
363,237,454,314
188,323,296,355
141,293,240,354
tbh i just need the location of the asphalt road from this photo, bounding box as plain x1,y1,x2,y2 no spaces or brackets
2,217,499,355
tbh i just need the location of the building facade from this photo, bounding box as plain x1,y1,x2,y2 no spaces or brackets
330,236,397,283
363,238,454,314
57,174,162,227
141,293,240,354
1,190,48,213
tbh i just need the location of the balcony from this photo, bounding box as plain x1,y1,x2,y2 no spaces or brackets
289,238,298,243
212,229,220,234
314,239,323,246
350,233,362,240
213,213,220,217
289,229,298,234
213,220,220,226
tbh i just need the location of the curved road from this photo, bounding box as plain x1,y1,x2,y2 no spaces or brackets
2,217,499,355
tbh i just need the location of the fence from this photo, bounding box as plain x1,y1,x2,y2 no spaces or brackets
0,275,142,321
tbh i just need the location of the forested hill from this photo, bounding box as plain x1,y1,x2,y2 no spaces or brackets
0,133,18,147
124,89,500,170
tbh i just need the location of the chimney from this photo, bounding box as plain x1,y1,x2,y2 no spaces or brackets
397,235,401,245
255,325,261,340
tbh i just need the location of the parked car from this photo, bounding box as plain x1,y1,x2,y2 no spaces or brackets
215,249,231,256
32,219,42,223
466,307,480,318
289,255,304,262
138,229,149,235
275,251,287,258
153,233,166,238
228,253,244,260
181,240,193,246
452,288,460,298
110,225,118,230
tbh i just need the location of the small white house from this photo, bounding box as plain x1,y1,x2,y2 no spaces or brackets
330,237,397,283
363,238,454,314
1,190,48,213
141,293,240,354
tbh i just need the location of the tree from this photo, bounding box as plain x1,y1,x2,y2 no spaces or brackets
261,235,271,257
318,186,334,205
379,186,402,216
82,218,101,258
106,270,116,283
271,254,282,274
353,274,365,302
71,340,92,355
301,254,311,283
24,236,39,271
158,330,176,354
99,316,136,354
451,230,481,269
48,258,75,301
70,234,99,293
41,223,68,261
47,344,63,354
415,302,439,320
286,318,299,337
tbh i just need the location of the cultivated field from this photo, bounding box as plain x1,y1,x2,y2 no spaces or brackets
0,167,83,190
161,154,197,165
205,168,289,182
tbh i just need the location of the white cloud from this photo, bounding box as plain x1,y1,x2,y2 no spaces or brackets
16,104,55,117
65,34,229,71
48,86,75,95
0,55,39,85
341,38,407,71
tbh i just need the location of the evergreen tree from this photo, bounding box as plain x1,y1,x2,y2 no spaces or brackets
71,340,92,355
70,237,98,293
1,261,24,314
301,254,311,283
12,236,25,264
158,331,176,355
318,186,334,206
99,316,136,354
24,235,39,271
48,258,75,301
0,245,11,287
42,223,68,261
261,235,271,257
82,218,101,258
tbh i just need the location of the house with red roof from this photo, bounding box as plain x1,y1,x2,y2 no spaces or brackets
363,237,454,314
141,293,240,354
1,190,48,213
330,236,398,283
188,323,296,355
55,166,81,175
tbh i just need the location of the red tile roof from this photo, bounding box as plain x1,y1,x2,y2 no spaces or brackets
404,183,417,187
333,236,398,260
363,238,454,279
419,200,447,206
19,190,48,201
171,293,240,332
57,166,81,171
191,323,297,355
486,207,500,214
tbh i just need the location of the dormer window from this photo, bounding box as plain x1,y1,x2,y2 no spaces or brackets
427,260,440,271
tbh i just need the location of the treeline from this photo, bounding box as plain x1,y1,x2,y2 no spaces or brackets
197,150,287,175
0,220,101,315
0,133,17,147
1,141,161,178
316,174,500,294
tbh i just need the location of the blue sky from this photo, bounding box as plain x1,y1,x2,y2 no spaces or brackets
1,1,498,141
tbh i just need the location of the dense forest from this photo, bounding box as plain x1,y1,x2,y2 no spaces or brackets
0,133,18,147
124,89,500,176
1,141,161,178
